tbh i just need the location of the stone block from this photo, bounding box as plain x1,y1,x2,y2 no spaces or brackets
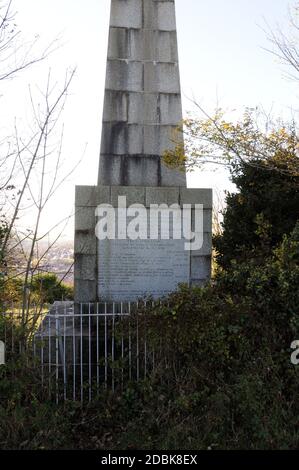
110,0,142,29
145,187,180,206
106,60,143,92
143,124,177,155
191,209,212,233
160,162,186,187
159,93,182,125
75,185,110,207
98,155,124,186
74,254,97,281
132,30,155,61
75,186,95,207
128,124,145,154
102,90,128,123
116,156,161,186
101,123,144,155
74,280,97,303
74,230,97,255
99,154,166,187
100,122,126,155
158,1,177,31
128,30,178,62
156,31,178,62
191,255,211,280
144,63,180,93
190,232,212,256
75,206,95,231
108,28,130,60
180,188,213,209
143,125,160,155
128,92,160,125
143,0,176,32
111,185,146,206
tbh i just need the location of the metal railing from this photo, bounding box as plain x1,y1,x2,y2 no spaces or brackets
1,302,154,403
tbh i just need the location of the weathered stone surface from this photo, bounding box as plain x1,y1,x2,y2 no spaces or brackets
108,29,179,63
128,93,160,125
105,61,143,92
74,280,97,303
74,254,96,281
74,185,213,302
99,154,185,187
144,63,181,94
75,186,110,207
103,90,128,123
145,187,180,205
192,209,212,233
98,0,186,187
110,0,142,29
74,230,97,255
190,232,213,256
159,93,182,124
190,255,212,280
111,185,146,206
75,207,95,231
98,236,190,302
100,122,179,156
180,188,213,209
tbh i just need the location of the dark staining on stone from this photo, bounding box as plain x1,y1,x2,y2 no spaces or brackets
157,94,161,124
117,154,162,187
157,156,162,186
120,156,127,186
141,0,145,29
119,29,129,59
104,90,127,123
76,229,91,236
103,122,128,156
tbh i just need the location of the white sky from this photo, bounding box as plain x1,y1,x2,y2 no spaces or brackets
1,0,298,240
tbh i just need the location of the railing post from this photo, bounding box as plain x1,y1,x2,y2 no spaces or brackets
0,340,5,365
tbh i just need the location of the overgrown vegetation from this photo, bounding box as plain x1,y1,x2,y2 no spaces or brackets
1,221,299,449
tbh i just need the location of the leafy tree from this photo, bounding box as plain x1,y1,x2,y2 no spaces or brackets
30,273,73,304
214,157,299,269
164,108,299,178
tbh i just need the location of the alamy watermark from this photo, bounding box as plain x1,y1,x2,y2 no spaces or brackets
95,196,204,251
291,340,299,365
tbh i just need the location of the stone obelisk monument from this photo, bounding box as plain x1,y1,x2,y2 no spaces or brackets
74,0,212,303
98,0,186,187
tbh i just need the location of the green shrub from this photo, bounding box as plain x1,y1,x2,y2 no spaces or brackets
214,159,299,269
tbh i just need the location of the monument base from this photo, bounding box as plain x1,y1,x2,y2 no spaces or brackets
74,185,212,303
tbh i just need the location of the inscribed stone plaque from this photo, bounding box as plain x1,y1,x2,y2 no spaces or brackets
98,237,190,302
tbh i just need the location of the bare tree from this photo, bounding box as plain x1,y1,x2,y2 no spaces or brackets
0,68,81,333
0,0,57,82
0,1,79,333
0,0,58,196
265,3,299,82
